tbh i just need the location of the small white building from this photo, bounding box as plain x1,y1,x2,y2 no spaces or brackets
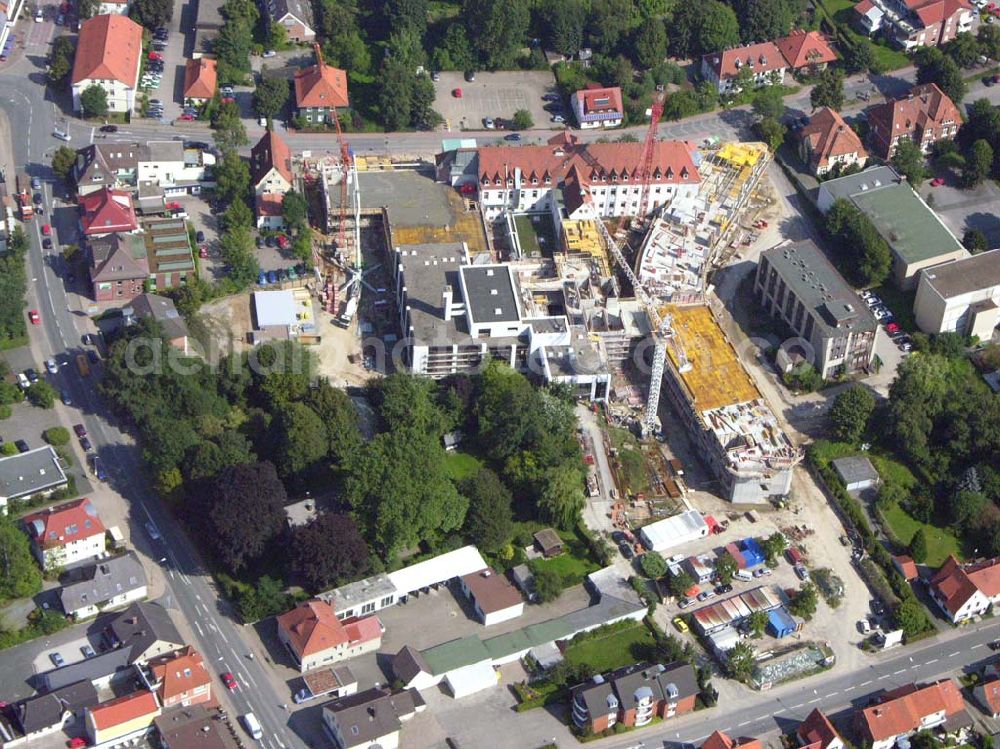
571,86,623,129
832,456,880,493
638,510,709,553
137,142,215,196
914,249,1000,336
459,569,524,626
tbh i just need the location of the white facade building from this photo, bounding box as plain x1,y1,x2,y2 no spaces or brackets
914,249,1000,336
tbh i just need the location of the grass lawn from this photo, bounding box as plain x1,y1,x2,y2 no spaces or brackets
531,532,602,588
872,284,917,333
444,451,483,481
564,622,657,673
814,0,911,71
881,503,961,567
514,214,556,258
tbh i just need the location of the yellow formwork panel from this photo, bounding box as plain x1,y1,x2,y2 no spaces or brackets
661,304,760,412
717,143,765,168
561,220,604,256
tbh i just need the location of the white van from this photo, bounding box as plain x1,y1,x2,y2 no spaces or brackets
734,569,753,582
241,713,263,740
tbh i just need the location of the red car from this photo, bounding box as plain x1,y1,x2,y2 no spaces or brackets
68,739,87,749
199,246,208,258
28,310,40,325
41,224,51,236
148,51,162,60
276,234,289,250
73,423,87,438
452,88,462,98
221,672,237,691
930,177,945,187
179,114,194,121
221,96,235,104
886,322,901,333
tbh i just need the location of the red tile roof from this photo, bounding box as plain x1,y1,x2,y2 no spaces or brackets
250,130,293,187
930,556,1000,615
477,133,699,189
256,193,284,217
905,0,972,28
868,83,961,159
183,58,217,100
461,569,523,614
703,41,786,82
797,708,841,749
573,85,623,118
88,690,160,730
859,681,966,742
774,30,838,70
702,731,763,749
294,61,349,109
978,679,1000,715
855,0,877,12
23,498,105,550
72,14,143,87
79,188,138,235
150,647,211,703
893,555,919,581
799,107,867,170
277,601,381,658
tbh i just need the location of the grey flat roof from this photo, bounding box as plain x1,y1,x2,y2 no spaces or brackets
0,446,68,502
761,241,877,336
43,648,131,691
323,573,396,611
145,141,184,163
397,243,474,345
59,552,147,614
832,455,880,485
920,249,1000,299
461,265,520,325
820,166,899,203
850,184,963,265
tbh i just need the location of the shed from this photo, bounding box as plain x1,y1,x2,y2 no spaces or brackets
832,456,880,492
533,529,563,558
740,538,765,568
638,510,708,552
253,290,297,329
766,608,799,638
510,564,536,599
892,555,918,581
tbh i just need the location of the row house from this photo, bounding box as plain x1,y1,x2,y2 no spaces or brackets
853,0,973,49
571,662,698,734
701,30,837,93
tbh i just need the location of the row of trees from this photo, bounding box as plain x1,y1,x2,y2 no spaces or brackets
822,198,892,287
0,229,28,349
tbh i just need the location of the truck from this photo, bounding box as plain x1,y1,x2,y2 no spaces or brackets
15,172,33,220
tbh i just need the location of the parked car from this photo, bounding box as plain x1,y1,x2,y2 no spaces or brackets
715,583,733,595
199,246,208,258
28,309,40,324
262,49,277,58
678,597,695,609
145,522,161,541
431,71,440,81
42,238,52,249
504,133,521,142
696,589,716,602
930,177,945,187
452,88,462,98
672,616,689,633
618,542,634,560
73,424,87,438
50,652,64,667
195,230,206,243
15,440,29,453
81,644,97,658
45,358,58,374
266,270,278,284
276,234,289,250
80,436,92,451
483,117,495,129
752,567,772,578
464,70,476,81
542,92,561,101
257,271,268,285
61,389,72,405
885,322,901,334
794,564,810,581
25,368,38,384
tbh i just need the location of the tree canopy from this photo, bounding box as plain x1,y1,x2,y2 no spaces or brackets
829,385,876,444
290,514,371,592
810,68,845,111
80,85,108,118
823,198,892,287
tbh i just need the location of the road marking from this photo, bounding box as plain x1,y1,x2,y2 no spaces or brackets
844,686,855,692
926,658,938,664
825,692,838,698
972,643,984,650
878,674,890,680
808,698,820,704
738,721,750,727
894,669,906,675
948,651,960,657
861,680,873,686
238,672,250,689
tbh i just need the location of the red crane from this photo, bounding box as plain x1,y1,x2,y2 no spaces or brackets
615,90,667,235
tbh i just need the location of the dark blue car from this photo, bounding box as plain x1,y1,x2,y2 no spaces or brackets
266,270,278,284
257,271,268,286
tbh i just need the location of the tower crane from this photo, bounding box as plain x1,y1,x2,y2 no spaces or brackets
598,88,691,437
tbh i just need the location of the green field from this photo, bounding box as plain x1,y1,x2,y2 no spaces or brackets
881,503,961,567
564,622,657,673
813,0,911,72
444,451,483,481
530,532,602,588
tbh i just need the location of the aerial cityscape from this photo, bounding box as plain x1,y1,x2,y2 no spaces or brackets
0,0,998,747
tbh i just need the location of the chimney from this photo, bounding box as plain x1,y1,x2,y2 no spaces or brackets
442,286,453,320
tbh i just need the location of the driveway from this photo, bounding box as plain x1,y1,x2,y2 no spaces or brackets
432,71,556,132
917,176,1000,248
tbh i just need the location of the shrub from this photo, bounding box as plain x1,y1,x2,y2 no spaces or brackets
43,427,70,446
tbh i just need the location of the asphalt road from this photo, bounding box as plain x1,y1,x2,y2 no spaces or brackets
0,77,310,749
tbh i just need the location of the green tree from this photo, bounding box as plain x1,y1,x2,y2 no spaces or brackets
219,224,259,288
214,1,254,84
252,77,290,119
669,570,695,598
130,0,172,29
587,0,638,55
51,146,77,181
0,514,42,604
762,532,788,563
237,574,292,622
212,102,248,151
205,462,288,572
910,527,929,563
281,189,309,230
273,402,328,479
962,138,994,188
267,20,288,50
756,117,786,151
431,24,475,71
460,468,514,553
640,551,667,578
810,68,845,111
942,32,980,68
26,381,56,408
290,514,371,592
748,609,769,637
538,463,585,529
669,0,739,58
824,198,892,286
47,36,76,84
221,199,254,232
78,0,99,19
464,0,530,68
370,373,444,435
378,58,415,132
829,385,877,444
962,228,989,253
512,109,533,130
305,380,362,468
715,553,738,584
842,38,881,75
213,148,250,206
891,138,930,187
752,86,785,121
738,0,793,45
634,20,667,69
79,85,108,118
726,640,755,680
788,582,819,620
410,76,442,130
893,596,932,636
387,0,428,34
915,47,966,103
542,0,586,56
978,24,1000,61
346,427,468,559
532,562,563,602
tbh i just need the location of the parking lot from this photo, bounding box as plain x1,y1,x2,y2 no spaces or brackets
918,176,1000,248
432,70,558,132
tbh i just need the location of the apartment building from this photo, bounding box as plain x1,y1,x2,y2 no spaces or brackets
59,551,148,619
571,662,698,734
146,647,212,708
22,498,106,571
853,0,973,49
756,240,877,379
71,14,143,114
868,83,961,159
913,249,1000,336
